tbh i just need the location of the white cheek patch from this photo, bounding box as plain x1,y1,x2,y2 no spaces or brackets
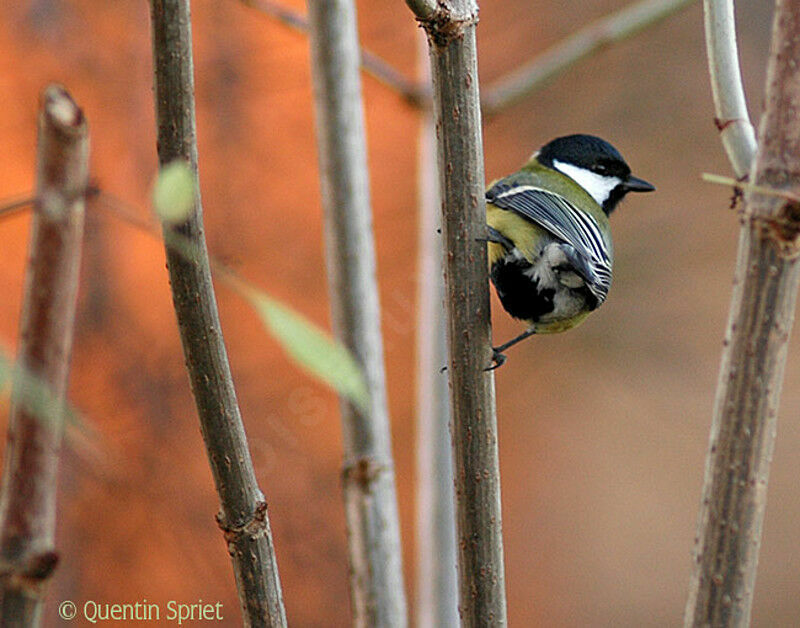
552,159,621,206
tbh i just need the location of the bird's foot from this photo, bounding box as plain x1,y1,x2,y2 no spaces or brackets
484,348,507,371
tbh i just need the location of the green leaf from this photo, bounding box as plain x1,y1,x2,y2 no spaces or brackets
0,353,10,391
0,349,100,463
243,290,370,414
153,160,196,223
0,354,71,428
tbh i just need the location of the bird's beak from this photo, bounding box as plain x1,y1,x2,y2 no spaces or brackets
623,175,655,193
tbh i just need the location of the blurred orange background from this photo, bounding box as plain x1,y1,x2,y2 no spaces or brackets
1,1,796,626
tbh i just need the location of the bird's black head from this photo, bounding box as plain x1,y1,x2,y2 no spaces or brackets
536,134,655,215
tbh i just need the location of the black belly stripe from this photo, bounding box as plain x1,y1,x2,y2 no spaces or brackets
490,258,555,322
490,257,601,323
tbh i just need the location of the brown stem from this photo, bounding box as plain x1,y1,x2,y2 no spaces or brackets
0,85,88,626
149,1,286,625
409,1,507,625
685,1,800,624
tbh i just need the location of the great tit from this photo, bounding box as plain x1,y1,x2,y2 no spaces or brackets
486,134,654,368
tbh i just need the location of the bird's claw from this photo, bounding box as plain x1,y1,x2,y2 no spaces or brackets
484,348,507,371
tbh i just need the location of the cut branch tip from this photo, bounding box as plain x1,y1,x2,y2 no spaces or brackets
42,85,84,130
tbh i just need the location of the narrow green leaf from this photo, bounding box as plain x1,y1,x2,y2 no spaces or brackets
0,353,10,391
0,350,82,431
243,290,370,414
153,160,196,223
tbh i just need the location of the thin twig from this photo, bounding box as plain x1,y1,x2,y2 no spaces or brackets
0,85,88,626
149,1,286,625
242,0,429,107
702,172,800,204
246,0,696,115
685,0,800,624
703,0,757,178
409,1,507,625
482,0,697,115
0,196,36,221
305,0,407,625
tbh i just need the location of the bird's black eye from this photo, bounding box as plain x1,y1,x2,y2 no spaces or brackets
593,164,608,175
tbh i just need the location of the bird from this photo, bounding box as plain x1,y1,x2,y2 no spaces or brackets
485,134,654,368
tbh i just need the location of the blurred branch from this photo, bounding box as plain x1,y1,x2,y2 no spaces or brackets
242,0,429,107
0,85,87,626
703,0,758,178
0,196,36,221
246,0,696,115
410,1,507,625
685,1,800,624
306,0,407,625
91,184,372,412
149,2,286,626
413,30,457,628
482,0,697,114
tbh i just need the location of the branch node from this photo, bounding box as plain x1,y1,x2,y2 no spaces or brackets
417,5,479,48
714,116,744,132
216,501,269,545
0,549,60,593
342,457,390,493
23,550,60,581
762,200,800,258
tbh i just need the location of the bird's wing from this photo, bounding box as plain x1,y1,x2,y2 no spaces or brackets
486,181,612,303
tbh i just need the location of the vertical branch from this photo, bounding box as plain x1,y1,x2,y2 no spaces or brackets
414,30,458,628
305,0,407,625
703,0,758,178
0,85,88,626
686,1,800,625
149,2,286,626
407,1,507,625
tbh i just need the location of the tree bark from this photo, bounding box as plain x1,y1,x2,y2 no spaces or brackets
149,2,286,625
407,1,507,625
306,0,407,625
685,1,800,625
0,85,88,627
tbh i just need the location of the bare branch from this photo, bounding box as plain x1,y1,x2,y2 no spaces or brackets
704,0,758,177
685,1,800,624
412,1,507,625
0,85,88,626
482,0,696,114
149,1,286,625
243,0,429,107
306,0,407,625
